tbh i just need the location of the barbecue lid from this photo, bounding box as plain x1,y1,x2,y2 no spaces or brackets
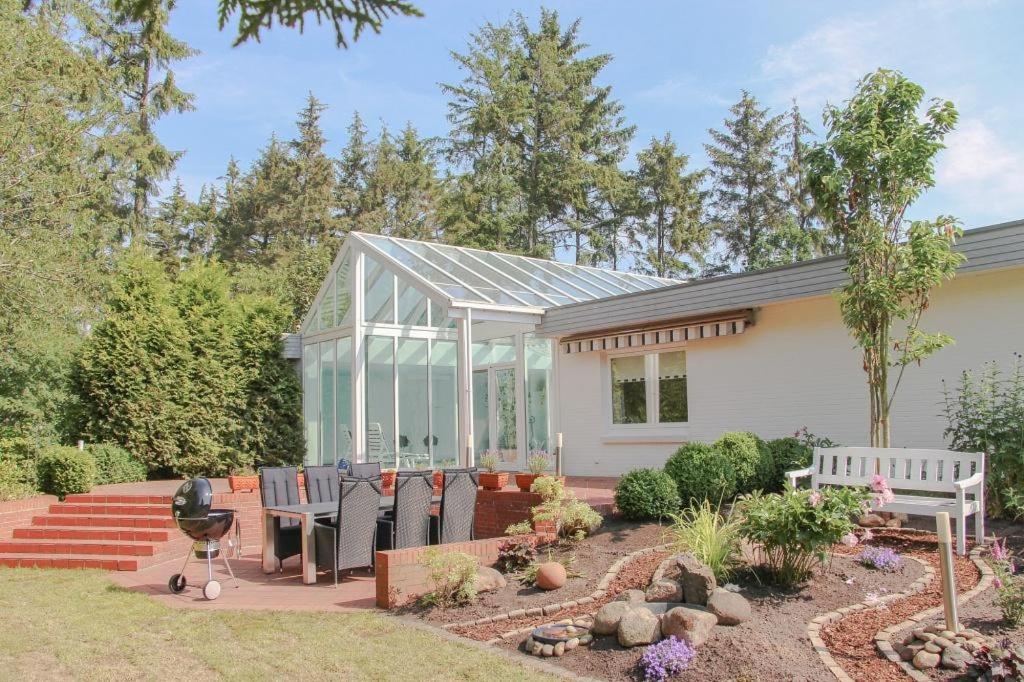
171,477,214,519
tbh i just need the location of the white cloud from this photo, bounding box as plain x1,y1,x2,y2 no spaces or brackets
936,119,1024,215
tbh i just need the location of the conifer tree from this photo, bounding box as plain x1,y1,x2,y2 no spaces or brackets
633,135,707,278
99,0,196,242
186,184,219,260
335,111,373,235
289,93,338,246
148,177,191,269
705,92,789,272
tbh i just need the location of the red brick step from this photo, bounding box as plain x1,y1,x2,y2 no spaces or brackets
13,526,171,542
0,553,139,571
31,514,177,529
0,539,157,556
48,503,167,517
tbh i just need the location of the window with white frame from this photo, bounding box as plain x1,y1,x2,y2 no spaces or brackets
609,350,687,426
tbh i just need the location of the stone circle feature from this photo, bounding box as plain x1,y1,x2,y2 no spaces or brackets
897,626,996,671
523,618,594,657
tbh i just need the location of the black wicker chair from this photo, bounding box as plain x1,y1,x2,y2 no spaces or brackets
303,465,340,505
349,462,382,478
430,468,479,545
314,475,382,586
376,471,433,551
258,466,302,570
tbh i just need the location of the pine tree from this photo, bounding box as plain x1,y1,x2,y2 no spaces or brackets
705,92,789,272
186,183,219,260
98,0,196,242
148,178,192,269
220,135,293,264
633,135,708,278
783,103,837,257
335,111,373,235
289,93,337,246
361,123,440,238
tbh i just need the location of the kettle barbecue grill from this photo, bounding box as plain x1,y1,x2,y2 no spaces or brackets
168,477,239,600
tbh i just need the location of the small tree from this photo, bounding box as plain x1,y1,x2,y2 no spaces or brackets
807,69,962,447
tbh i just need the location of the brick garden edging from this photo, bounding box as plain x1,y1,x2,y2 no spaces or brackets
872,544,995,682
807,555,936,682
442,542,673,644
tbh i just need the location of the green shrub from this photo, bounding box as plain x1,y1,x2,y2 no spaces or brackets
88,443,147,485
530,475,602,540
664,500,743,582
714,432,763,494
943,358,1024,519
419,549,478,609
614,468,680,521
737,485,869,587
762,437,813,492
0,437,40,500
664,442,737,504
36,446,96,499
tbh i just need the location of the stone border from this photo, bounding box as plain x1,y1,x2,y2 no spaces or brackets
441,542,673,633
807,555,936,682
872,544,994,682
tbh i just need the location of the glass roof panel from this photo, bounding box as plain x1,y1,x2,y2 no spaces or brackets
354,233,682,311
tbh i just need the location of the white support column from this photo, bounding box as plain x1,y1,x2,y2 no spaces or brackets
456,308,474,467
350,249,366,464
514,332,528,468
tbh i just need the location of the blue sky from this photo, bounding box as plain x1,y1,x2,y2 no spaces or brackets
160,0,1024,230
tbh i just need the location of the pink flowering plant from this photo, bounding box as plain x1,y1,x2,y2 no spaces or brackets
869,474,896,508
989,538,1024,625
737,484,871,587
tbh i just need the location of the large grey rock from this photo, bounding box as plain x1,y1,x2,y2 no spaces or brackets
912,650,940,670
473,566,507,593
617,607,662,647
675,553,716,605
646,579,683,603
615,589,647,603
940,645,971,671
858,513,886,527
706,587,751,625
593,601,634,636
660,606,717,647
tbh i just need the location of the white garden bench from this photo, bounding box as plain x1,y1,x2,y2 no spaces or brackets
786,447,985,555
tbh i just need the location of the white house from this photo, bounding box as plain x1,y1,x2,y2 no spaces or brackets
292,219,1024,477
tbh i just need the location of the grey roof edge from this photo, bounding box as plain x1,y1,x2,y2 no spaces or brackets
537,218,1024,337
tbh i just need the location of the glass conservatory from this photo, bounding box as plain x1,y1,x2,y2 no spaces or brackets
298,232,679,471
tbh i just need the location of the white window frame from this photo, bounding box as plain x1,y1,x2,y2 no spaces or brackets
600,343,689,444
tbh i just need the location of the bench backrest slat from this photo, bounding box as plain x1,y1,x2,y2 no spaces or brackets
811,447,983,493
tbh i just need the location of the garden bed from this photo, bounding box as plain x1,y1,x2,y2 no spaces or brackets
498,551,923,681
400,517,668,627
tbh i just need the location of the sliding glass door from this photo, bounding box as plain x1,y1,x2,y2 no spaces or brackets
472,364,519,469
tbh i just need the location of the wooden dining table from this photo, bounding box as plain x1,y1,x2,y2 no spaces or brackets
261,496,441,584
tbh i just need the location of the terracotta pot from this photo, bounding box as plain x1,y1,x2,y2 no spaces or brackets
432,470,444,495
228,474,259,492
479,471,509,491
515,473,537,492
381,470,397,490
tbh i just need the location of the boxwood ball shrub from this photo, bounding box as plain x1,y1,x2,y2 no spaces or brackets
37,446,96,499
615,468,681,521
714,432,763,494
763,437,813,491
88,443,147,485
664,442,737,504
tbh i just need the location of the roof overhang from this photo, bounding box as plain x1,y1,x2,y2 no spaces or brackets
560,309,754,354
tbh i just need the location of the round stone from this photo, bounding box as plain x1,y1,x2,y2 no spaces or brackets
941,645,971,670
924,641,942,654
919,632,937,641
912,628,927,640
524,636,535,650
933,637,953,648
579,634,593,645
541,644,554,657
531,641,543,655
553,642,565,657
565,638,579,650
939,630,956,639
913,650,941,670
925,625,945,635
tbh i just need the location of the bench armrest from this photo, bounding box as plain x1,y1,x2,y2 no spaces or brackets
953,471,984,491
786,466,815,486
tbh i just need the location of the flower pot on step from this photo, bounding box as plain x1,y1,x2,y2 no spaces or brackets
479,472,509,491
228,475,259,492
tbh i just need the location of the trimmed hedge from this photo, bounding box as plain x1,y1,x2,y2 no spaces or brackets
89,443,147,485
664,442,737,505
714,432,763,494
0,437,40,500
615,468,681,521
762,437,813,492
37,446,96,499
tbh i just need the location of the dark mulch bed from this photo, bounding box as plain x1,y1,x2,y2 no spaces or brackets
400,518,668,627
822,529,981,682
501,552,922,682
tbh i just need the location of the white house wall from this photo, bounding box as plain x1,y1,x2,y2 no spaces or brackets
555,267,1024,477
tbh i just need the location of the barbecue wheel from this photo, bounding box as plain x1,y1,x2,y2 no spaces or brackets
168,574,186,594
203,580,221,600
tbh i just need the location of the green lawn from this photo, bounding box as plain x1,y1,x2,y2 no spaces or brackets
0,568,554,682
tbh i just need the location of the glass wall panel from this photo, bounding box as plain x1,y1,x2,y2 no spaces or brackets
397,339,430,469
494,367,517,463
472,369,489,456
397,281,428,326
335,256,352,324
302,344,319,464
336,337,352,462
658,350,688,423
318,275,336,329
525,336,552,452
430,341,458,468
429,300,456,329
319,342,336,465
611,355,647,424
364,256,395,323
366,336,396,467
473,337,515,367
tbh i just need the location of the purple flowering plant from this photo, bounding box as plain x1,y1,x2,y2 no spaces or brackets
638,636,696,681
857,545,903,571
